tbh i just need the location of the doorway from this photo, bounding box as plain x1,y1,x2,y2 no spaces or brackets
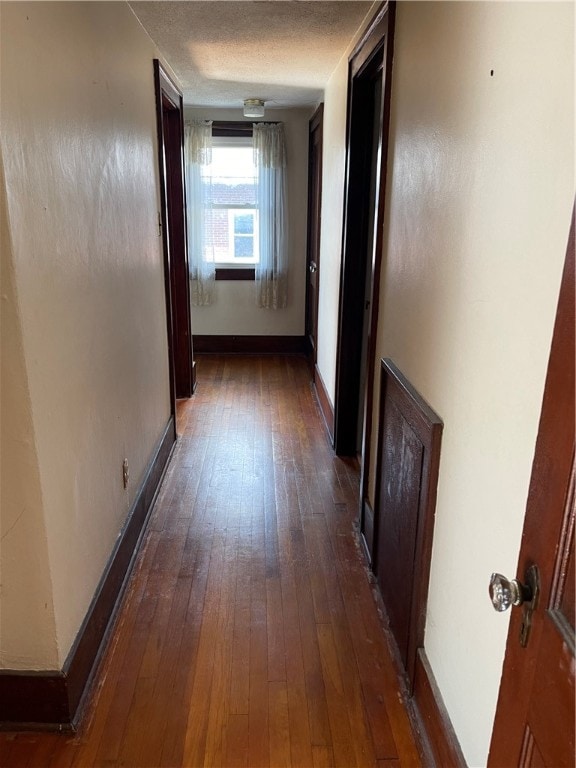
154,60,195,414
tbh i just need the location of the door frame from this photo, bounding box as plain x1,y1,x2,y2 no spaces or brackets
153,60,194,418
488,207,575,764
333,0,395,466
305,103,324,378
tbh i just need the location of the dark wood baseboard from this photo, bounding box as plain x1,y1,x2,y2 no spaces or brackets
313,364,334,442
214,267,255,281
0,673,69,730
410,648,467,768
0,416,176,730
193,335,306,355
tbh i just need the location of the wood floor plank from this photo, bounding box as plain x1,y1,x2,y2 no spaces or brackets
312,744,336,768
316,622,359,768
224,713,249,768
279,557,314,768
202,510,239,768
181,532,227,767
229,539,252,715
307,513,388,765
159,546,213,767
293,562,332,748
248,497,271,768
269,681,291,768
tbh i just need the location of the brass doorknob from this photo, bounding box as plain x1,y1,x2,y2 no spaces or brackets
489,572,533,612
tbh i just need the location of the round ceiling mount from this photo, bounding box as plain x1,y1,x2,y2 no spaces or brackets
243,98,265,118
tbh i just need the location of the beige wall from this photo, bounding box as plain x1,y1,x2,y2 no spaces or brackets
184,106,311,336
367,2,572,765
0,2,171,668
1,151,59,668
315,56,348,399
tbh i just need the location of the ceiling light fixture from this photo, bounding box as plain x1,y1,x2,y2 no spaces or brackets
243,98,265,119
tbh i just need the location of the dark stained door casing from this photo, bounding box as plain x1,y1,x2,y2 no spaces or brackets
334,1,395,463
305,104,323,375
154,60,195,408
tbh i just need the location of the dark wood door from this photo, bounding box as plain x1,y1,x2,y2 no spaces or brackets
305,104,323,373
488,209,575,766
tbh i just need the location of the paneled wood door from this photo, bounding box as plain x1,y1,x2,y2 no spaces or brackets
488,210,575,766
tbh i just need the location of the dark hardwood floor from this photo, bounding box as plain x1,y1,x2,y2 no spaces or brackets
1,355,422,767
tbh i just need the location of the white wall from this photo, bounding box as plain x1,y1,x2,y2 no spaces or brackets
366,2,572,765
184,106,311,336
0,2,171,668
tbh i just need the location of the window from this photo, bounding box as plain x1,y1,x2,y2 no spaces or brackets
202,135,258,275
186,119,287,300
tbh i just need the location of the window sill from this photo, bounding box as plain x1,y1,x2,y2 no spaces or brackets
215,267,255,281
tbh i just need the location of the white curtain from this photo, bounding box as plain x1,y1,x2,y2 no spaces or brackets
253,122,288,309
184,120,214,306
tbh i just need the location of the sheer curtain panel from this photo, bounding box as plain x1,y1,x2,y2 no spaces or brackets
253,122,288,309
184,120,214,306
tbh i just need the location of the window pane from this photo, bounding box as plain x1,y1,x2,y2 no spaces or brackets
205,146,257,208
234,213,254,235
234,235,254,258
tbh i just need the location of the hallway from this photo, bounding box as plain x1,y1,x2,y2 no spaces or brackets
1,355,421,767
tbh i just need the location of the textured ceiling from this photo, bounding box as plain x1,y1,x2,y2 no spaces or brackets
129,1,373,108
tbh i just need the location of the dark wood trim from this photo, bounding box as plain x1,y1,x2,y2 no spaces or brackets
0,674,69,730
193,335,306,355
210,120,279,138
410,649,467,768
358,3,395,515
373,359,443,689
154,60,177,419
350,1,392,70
305,103,324,378
154,59,193,406
313,364,334,442
212,121,254,137
0,418,176,729
334,1,395,459
215,267,255,281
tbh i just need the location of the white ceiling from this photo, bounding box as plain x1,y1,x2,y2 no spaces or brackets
129,1,374,109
